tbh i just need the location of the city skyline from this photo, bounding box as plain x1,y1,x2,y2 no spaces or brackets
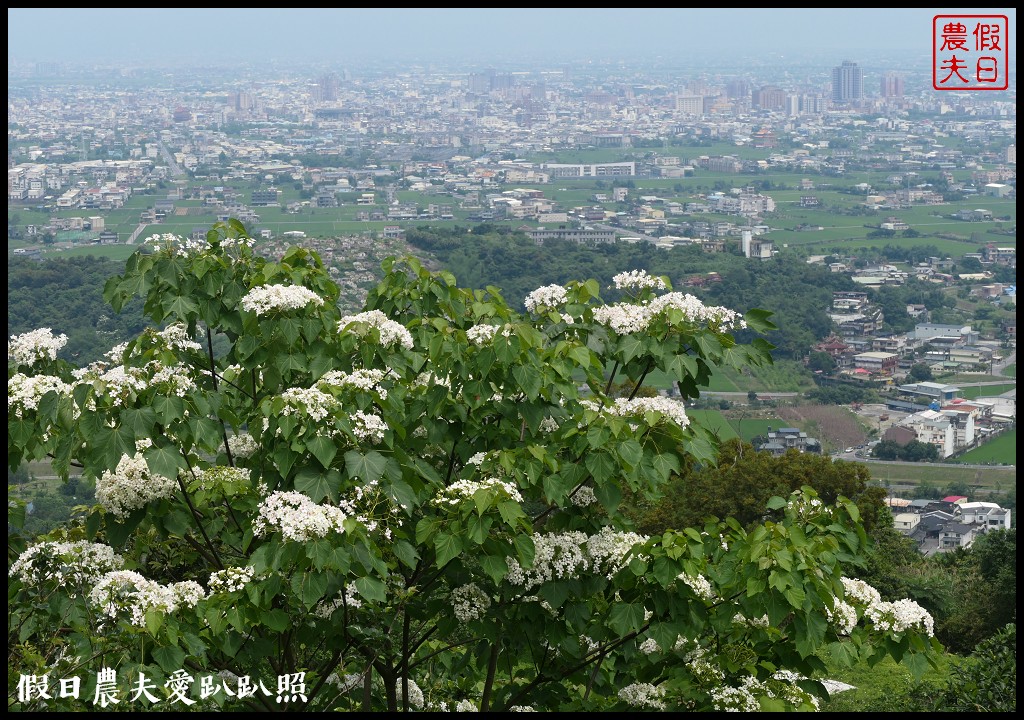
8,8,1018,69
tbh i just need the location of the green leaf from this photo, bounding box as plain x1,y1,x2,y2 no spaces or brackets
120,406,157,437
145,609,164,636
513,533,535,568
144,444,186,482
539,579,570,610
392,540,420,570
105,509,146,547
353,576,386,603
497,500,525,526
618,439,643,467
294,467,342,502
744,308,777,333
152,645,185,673
262,608,290,632
344,450,388,484
480,554,509,584
608,602,646,636
593,481,622,513
434,532,464,566
294,572,329,609
306,435,338,469
584,451,615,484
512,365,543,400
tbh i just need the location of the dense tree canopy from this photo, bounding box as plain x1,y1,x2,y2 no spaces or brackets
8,256,148,366
9,221,940,712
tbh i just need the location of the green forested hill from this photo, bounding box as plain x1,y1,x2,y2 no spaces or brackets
405,225,858,359
8,255,149,366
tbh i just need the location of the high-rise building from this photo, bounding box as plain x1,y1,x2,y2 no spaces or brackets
831,60,863,104
753,85,787,111
880,71,905,98
317,73,341,102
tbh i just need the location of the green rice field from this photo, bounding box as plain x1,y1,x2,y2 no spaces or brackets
950,430,1017,465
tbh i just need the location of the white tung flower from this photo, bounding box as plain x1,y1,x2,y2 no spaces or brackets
524,284,568,313
317,368,388,399
8,373,72,418
466,324,499,345
8,328,68,365
338,310,414,350
96,453,178,520
9,541,124,587
89,570,197,627
350,411,388,444
208,566,256,594
618,682,666,710
279,386,340,422
451,583,492,622
433,477,523,508
678,572,716,602
240,284,324,315
826,598,858,635
613,269,667,291
252,491,347,542
227,432,259,458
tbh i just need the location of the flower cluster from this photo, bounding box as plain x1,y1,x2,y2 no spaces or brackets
9,541,124,587
75,359,195,408
709,677,762,713
451,583,492,622
454,699,478,712
96,453,178,520
733,613,771,628
570,485,598,507
131,323,202,354
252,491,347,542
314,584,363,618
586,526,649,579
678,571,716,602
506,527,648,591
8,373,72,419
208,566,256,594
592,292,745,335
278,386,340,422
227,432,259,458
144,232,256,259
338,310,414,350
326,673,363,693
350,411,388,444
523,284,569,313
785,492,830,520
466,324,498,346
9,328,68,366
432,477,523,508
89,570,205,627
825,598,858,635
865,597,935,637
839,576,934,637
395,679,424,710
612,270,667,291
581,396,690,429
618,682,666,710
317,368,389,399
240,284,324,315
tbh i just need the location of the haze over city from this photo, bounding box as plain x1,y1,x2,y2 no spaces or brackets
7,8,1018,70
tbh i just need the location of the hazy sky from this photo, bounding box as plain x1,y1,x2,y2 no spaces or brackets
7,8,1018,68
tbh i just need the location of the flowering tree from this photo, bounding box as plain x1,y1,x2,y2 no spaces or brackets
8,220,940,711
